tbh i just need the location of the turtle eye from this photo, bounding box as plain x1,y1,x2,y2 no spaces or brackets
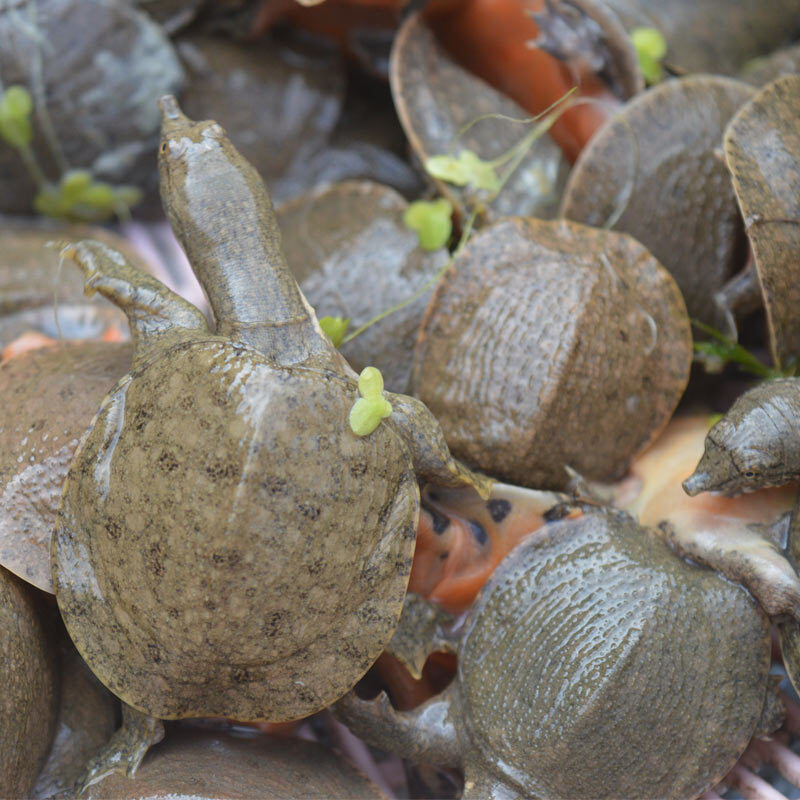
744,471,756,478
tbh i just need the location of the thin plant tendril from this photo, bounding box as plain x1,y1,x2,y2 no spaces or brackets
342,207,479,345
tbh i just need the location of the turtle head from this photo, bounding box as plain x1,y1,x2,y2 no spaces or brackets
157,95,232,201
683,411,786,496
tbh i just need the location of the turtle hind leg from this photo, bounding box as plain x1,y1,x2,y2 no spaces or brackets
75,703,164,795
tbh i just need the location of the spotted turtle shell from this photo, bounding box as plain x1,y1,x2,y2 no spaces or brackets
53,338,418,721
458,511,770,800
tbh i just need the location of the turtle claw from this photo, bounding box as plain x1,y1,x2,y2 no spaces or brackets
75,704,164,795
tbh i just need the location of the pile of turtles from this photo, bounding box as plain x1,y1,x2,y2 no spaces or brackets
2,1,800,798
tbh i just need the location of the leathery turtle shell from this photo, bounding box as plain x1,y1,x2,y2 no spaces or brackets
53,338,418,721
0,342,132,593
458,510,771,800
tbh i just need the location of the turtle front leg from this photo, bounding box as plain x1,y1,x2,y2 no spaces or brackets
387,393,493,499
657,517,800,620
58,240,209,367
75,703,164,794
712,262,762,342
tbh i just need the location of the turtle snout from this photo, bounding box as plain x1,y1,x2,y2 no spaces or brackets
682,470,712,497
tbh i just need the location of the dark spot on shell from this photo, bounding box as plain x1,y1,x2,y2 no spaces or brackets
350,462,368,478
232,667,251,684
146,543,165,577
105,519,122,540
487,498,512,523
297,504,320,520
262,476,288,494
262,611,285,638
158,449,179,472
206,460,237,481
439,552,449,560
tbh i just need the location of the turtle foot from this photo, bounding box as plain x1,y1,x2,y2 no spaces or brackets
75,704,164,795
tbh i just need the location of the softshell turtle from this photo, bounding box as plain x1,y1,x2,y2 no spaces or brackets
390,12,569,221
683,378,800,724
684,380,800,498
336,506,790,800
81,727,385,799
52,96,488,786
277,180,447,394
411,216,692,489
718,75,800,370
0,565,58,799
0,341,132,592
561,75,754,326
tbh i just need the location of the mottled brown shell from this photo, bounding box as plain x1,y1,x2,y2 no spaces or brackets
459,511,771,799
723,75,800,370
390,13,568,221
561,75,754,325
278,181,447,393
412,217,691,489
84,728,385,799
0,566,58,798
54,338,418,721
0,342,132,593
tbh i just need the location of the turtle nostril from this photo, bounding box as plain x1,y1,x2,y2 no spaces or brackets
682,471,712,497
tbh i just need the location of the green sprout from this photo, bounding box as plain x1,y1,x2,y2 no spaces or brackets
319,316,350,348
426,150,501,194
0,85,33,149
338,89,576,349
349,367,393,436
33,169,142,223
692,320,796,379
0,84,142,222
631,27,667,85
403,198,453,251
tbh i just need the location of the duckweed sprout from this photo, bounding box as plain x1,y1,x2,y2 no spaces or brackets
403,198,453,250
350,367,393,436
631,27,667,85
319,316,350,348
0,85,33,148
425,150,501,193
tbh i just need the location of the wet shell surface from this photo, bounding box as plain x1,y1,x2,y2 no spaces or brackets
0,566,58,799
53,340,418,721
83,727,386,799
561,75,754,325
412,217,691,489
390,13,568,220
723,74,800,370
0,342,132,593
278,180,447,393
458,511,771,799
